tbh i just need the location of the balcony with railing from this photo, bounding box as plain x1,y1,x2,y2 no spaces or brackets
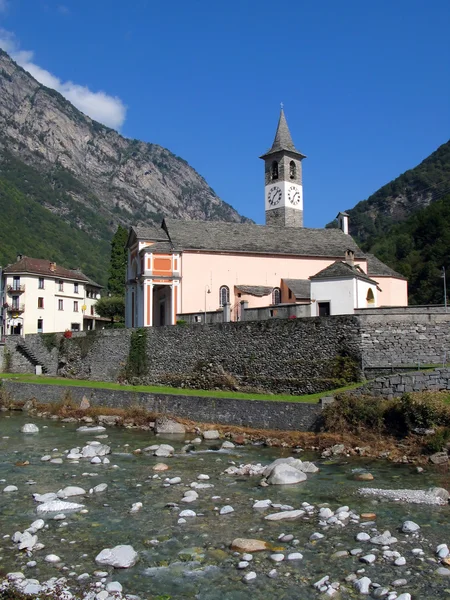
7,284,25,294
5,303,25,314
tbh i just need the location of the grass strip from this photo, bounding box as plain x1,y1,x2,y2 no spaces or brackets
0,372,363,403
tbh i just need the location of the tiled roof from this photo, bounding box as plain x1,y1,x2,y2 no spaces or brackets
161,218,365,258
3,256,96,283
282,278,311,299
366,253,406,279
132,225,168,242
235,285,273,297
310,261,379,286
260,109,306,159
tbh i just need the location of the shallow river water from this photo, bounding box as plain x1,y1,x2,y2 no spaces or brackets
1,412,450,599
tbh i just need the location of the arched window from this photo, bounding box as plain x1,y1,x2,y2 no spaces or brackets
219,285,230,307
272,287,281,305
366,288,375,305
289,160,296,180
271,161,279,180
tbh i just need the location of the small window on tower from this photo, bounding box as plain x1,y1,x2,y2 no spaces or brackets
289,161,296,179
271,161,279,180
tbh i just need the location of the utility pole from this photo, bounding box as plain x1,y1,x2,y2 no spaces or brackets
443,267,447,313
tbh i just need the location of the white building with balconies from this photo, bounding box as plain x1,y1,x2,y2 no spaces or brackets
2,255,103,336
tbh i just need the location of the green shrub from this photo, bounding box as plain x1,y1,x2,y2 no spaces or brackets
425,428,450,453
125,328,148,381
400,392,449,431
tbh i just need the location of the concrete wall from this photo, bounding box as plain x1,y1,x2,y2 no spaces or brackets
1,380,323,431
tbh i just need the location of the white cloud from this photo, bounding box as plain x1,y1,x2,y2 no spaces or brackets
0,29,127,129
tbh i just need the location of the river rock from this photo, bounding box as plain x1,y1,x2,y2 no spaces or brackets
97,415,121,426
267,463,307,485
36,500,85,514
77,426,106,433
33,492,58,503
221,441,235,449
179,510,196,517
231,538,268,552
26,519,45,533
203,430,220,440
243,571,256,583
95,544,139,568
154,444,175,457
287,552,303,560
436,543,449,558
57,486,86,499
355,472,374,481
265,509,305,521
253,499,272,509
429,451,449,464
220,505,234,515
370,530,398,545
106,581,123,593
153,463,169,471
402,520,420,533
45,554,62,563
130,502,143,513
20,424,39,433
93,483,108,493
154,417,186,434
18,532,38,550
354,576,371,594
81,443,111,458
3,485,18,492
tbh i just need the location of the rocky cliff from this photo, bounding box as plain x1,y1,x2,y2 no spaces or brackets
0,49,247,233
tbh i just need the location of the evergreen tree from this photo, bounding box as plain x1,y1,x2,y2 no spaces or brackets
107,225,128,297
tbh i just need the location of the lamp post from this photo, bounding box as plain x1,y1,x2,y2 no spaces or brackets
442,267,447,313
204,285,211,323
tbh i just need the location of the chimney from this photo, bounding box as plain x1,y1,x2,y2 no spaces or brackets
16,253,23,262
336,211,349,235
49,262,56,272
345,249,355,267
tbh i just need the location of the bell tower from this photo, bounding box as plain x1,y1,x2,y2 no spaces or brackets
260,107,306,227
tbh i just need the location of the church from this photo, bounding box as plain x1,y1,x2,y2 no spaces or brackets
125,110,407,327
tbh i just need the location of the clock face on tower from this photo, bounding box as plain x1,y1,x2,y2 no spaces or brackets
287,185,302,206
267,185,282,207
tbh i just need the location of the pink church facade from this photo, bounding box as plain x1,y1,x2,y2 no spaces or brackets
125,111,408,327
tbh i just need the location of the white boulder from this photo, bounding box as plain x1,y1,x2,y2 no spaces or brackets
95,544,139,568
21,424,39,433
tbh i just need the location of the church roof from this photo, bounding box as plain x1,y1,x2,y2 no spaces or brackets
160,218,365,258
282,279,311,299
365,253,406,279
235,284,273,297
260,108,306,159
310,261,379,286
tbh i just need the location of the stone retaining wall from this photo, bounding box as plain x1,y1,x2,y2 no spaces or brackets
1,380,323,431
352,368,450,398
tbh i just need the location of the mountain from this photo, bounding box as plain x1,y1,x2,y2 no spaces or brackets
326,139,450,305
0,49,248,285
328,139,450,244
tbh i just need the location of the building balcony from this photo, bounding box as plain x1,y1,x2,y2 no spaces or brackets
7,284,25,294
5,303,25,314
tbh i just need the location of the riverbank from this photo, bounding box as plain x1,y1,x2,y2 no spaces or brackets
2,381,450,465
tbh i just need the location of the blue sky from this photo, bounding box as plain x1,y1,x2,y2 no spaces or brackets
0,0,449,227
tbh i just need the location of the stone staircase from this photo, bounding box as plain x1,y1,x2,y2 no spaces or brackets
16,337,50,373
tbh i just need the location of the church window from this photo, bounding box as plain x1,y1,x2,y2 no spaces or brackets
219,285,230,307
366,288,375,305
272,287,281,305
271,161,279,180
289,161,296,179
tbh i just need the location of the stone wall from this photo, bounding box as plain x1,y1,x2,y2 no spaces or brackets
4,317,362,395
1,380,323,431
4,311,450,396
351,368,450,398
360,313,450,375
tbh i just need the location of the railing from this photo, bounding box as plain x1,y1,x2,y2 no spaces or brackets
7,284,25,294
5,303,25,313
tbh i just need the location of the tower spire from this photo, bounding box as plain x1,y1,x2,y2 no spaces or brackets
260,107,306,159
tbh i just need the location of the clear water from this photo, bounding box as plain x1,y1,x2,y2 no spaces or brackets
1,412,450,599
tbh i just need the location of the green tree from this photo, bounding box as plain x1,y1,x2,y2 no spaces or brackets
107,225,128,297
95,296,125,326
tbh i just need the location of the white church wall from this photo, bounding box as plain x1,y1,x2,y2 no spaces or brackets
310,278,355,315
